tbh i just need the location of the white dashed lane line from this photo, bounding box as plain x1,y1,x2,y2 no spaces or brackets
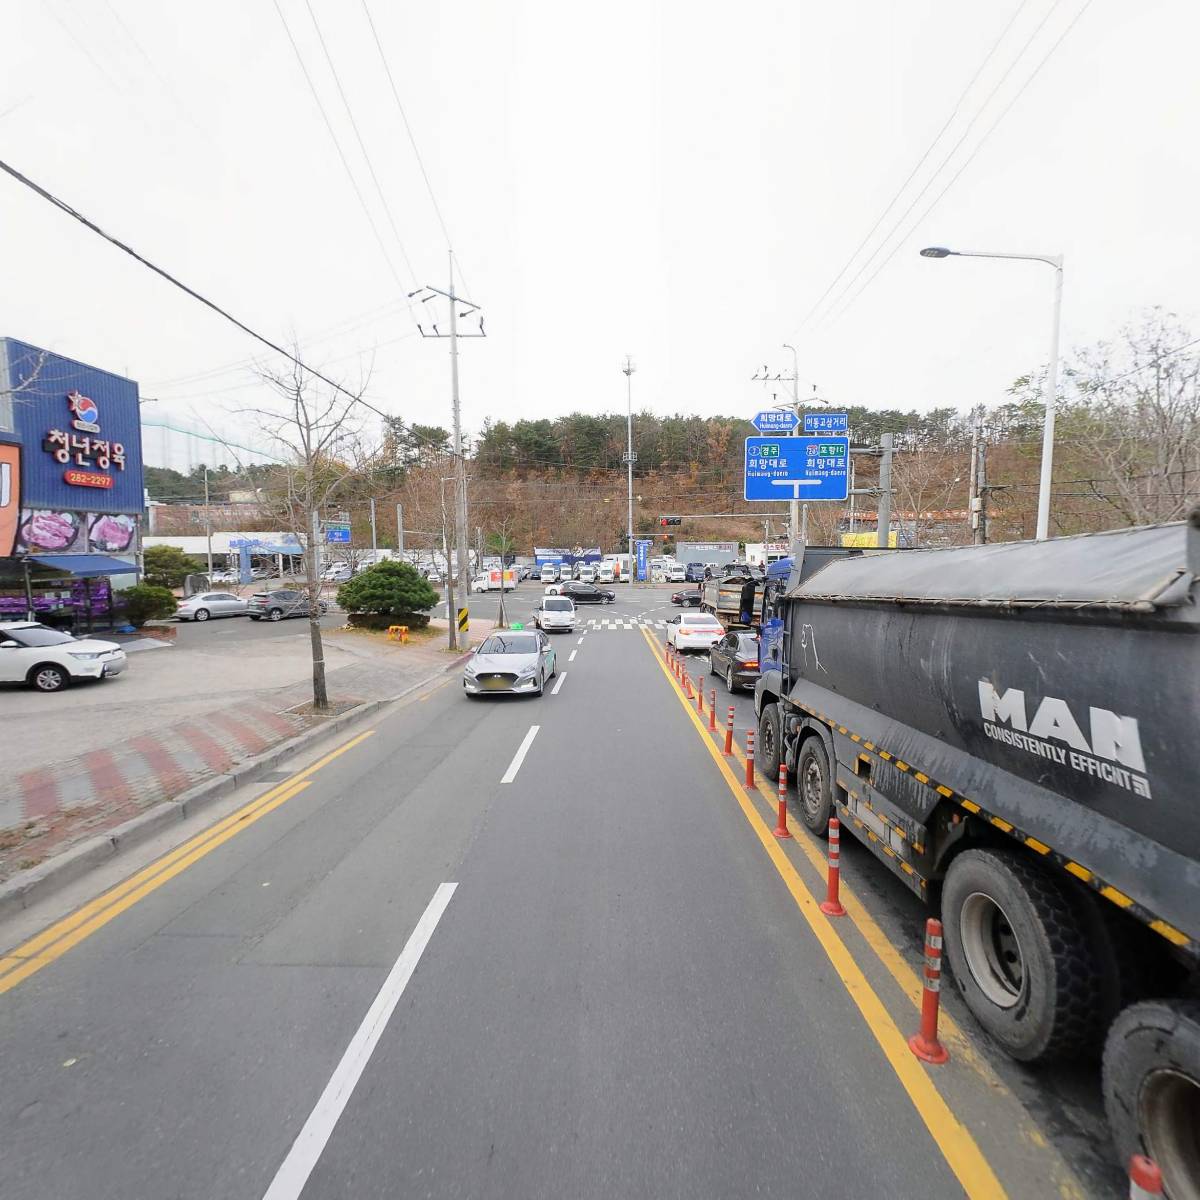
501,725,540,784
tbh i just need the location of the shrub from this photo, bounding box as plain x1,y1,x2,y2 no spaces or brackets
143,544,204,589
120,584,178,626
337,560,439,617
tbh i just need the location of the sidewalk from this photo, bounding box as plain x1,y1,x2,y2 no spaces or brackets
0,619,493,884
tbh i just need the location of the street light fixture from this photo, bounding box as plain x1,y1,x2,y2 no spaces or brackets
920,245,1064,540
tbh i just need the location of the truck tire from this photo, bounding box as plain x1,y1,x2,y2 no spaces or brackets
1103,1000,1200,1200
941,848,1105,1062
757,703,781,781
796,736,833,835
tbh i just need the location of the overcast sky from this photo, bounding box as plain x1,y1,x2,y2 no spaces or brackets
2,0,1196,467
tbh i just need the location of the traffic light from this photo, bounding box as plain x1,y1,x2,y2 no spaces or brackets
659,516,682,527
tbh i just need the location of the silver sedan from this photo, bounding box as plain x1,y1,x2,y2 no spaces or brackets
175,592,249,622
463,631,557,697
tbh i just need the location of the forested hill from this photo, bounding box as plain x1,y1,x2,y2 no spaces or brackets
473,405,981,476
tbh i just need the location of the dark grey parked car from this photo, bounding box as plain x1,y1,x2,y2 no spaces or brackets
708,629,760,692
247,589,329,622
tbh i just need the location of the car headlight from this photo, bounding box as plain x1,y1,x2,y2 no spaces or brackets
69,652,102,660
463,662,477,676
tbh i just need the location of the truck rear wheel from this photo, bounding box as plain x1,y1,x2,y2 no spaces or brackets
941,848,1105,1062
757,704,781,781
796,737,832,835
1104,1000,1200,1200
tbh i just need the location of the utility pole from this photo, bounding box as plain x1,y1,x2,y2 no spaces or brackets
395,503,404,556
203,466,213,579
409,262,485,649
449,262,470,642
310,509,322,584
752,348,823,547
877,433,894,549
977,438,989,545
440,477,457,650
369,496,377,557
623,355,636,584
968,416,980,545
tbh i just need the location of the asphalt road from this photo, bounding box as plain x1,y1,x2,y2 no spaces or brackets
0,584,1116,1199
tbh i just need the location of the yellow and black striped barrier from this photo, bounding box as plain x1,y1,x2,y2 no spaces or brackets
457,607,469,633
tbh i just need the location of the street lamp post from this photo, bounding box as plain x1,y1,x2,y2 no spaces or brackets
920,246,1064,540
623,356,636,584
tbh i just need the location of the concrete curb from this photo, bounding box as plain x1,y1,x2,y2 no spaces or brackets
0,686,410,923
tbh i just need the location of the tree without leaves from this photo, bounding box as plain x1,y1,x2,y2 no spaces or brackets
1009,308,1200,531
239,353,378,711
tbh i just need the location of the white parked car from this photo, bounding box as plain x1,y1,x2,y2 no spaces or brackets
210,568,239,584
539,563,558,583
533,595,575,632
321,563,354,583
176,592,249,622
0,621,127,692
668,564,687,582
666,612,725,653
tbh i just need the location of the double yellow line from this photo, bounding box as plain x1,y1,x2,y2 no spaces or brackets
642,629,1010,1200
0,730,375,996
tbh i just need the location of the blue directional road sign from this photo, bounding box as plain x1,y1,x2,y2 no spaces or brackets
803,411,848,435
325,523,351,544
751,409,799,435
744,435,850,502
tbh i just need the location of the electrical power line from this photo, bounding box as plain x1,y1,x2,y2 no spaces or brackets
817,0,1076,328
304,0,419,285
0,153,397,422
794,0,1034,334
360,0,470,293
145,298,411,388
272,0,416,313
827,0,1095,326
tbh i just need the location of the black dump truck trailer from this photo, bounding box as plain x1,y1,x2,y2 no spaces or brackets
754,514,1200,1194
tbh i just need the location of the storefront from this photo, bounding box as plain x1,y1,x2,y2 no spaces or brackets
0,338,144,631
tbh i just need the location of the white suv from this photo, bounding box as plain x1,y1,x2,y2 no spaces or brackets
0,621,128,692
534,596,575,632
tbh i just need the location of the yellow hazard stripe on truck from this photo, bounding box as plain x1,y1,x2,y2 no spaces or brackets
791,701,1194,956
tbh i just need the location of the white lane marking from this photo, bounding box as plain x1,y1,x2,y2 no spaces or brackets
576,636,584,645
568,649,577,662
262,882,458,1200
551,672,567,695
501,725,540,783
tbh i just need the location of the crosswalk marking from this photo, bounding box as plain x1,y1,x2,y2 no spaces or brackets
582,617,667,630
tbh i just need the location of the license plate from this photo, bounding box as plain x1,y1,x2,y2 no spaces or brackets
482,677,510,691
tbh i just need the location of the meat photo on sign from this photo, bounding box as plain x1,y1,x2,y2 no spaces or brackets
16,508,83,553
88,513,136,553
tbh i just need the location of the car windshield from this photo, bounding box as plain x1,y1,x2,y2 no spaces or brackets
682,615,720,626
4,624,75,647
544,599,572,611
477,635,538,655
